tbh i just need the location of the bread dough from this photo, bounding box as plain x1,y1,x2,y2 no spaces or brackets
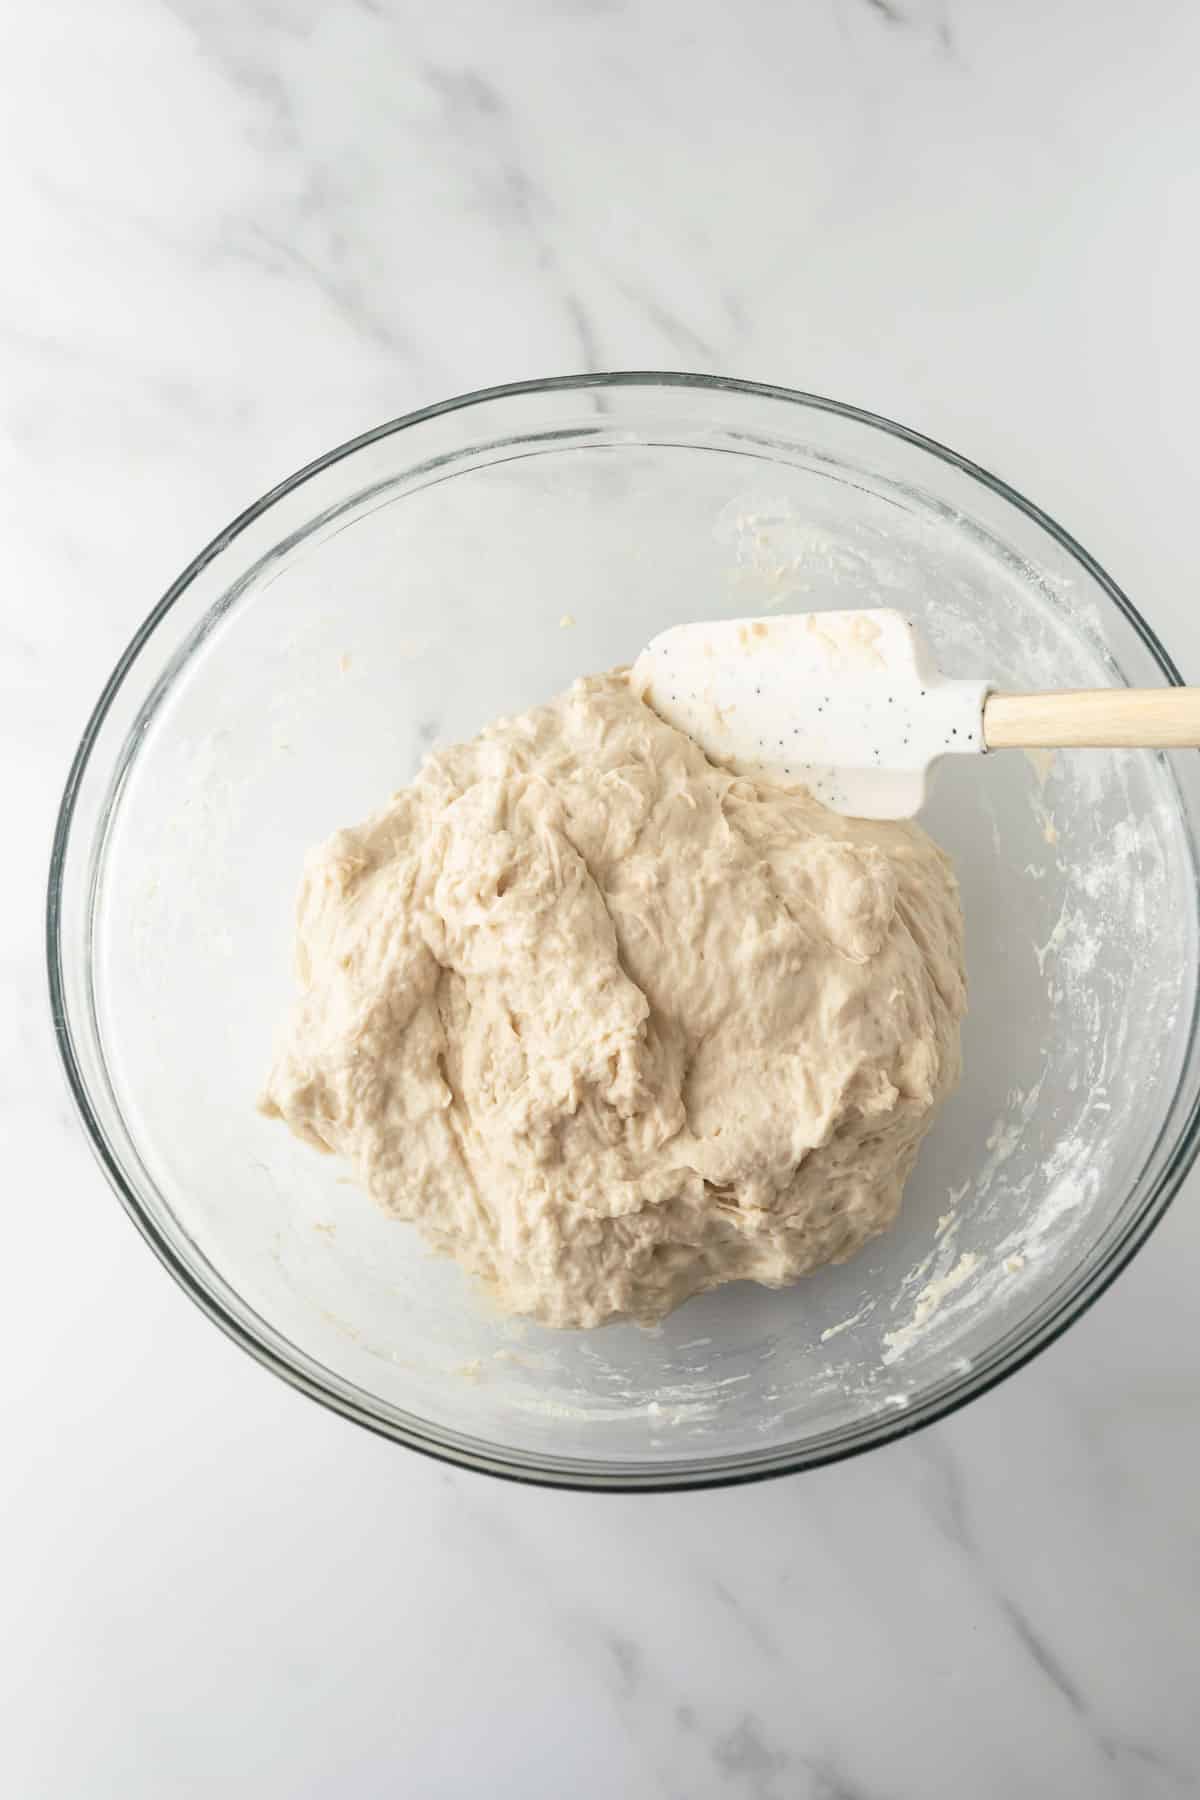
261,671,966,1328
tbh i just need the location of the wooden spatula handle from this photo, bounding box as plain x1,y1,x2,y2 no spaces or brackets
983,689,1200,750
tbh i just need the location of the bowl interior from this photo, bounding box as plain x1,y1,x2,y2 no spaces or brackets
65,384,1200,1483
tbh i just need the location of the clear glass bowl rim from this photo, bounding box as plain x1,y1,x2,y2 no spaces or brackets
46,370,1200,1492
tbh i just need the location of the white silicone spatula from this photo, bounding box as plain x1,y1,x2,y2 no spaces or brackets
631,608,1200,820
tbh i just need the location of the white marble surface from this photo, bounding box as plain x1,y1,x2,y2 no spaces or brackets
5,1,1200,1794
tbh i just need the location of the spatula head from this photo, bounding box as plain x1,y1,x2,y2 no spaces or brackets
631,609,989,820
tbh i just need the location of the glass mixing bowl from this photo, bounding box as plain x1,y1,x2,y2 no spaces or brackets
49,374,1200,1490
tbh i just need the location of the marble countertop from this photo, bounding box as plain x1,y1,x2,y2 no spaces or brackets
6,1,1199,1794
